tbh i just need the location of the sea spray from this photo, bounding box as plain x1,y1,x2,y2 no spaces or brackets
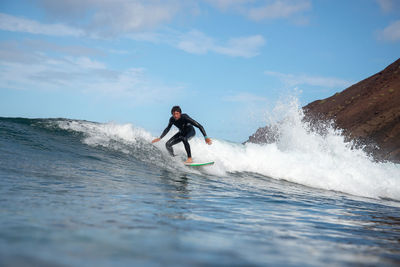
192,98,400,200
54,99,400,201
55,120,188,171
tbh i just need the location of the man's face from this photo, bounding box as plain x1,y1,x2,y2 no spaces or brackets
173,111,181,120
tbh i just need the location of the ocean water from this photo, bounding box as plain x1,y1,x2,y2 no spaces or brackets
1,104,400,266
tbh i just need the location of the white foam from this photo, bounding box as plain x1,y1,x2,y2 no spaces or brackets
56,120,189,172
55,99,400,201
57,120,153,153
188,98,400,201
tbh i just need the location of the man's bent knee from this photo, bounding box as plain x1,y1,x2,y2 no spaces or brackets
165,142,172,149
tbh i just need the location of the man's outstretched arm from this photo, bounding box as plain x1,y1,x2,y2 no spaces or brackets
152,118,173,143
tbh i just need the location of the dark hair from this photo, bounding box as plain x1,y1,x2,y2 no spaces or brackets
171,105,182,114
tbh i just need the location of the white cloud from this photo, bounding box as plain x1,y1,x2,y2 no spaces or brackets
376,0,400,12
26,39,102,57
70,56,107,69
36,0,184,37
204,0,311,22
204,0,254,10
0,13,84,37
84,68,183,104
247,0,311,21
89,1,178,37
1,0,312,40
0,41,182,105
176,30,215,54
0,10,265,59
213,35,266,57
265,71,352,88
0,1,185,38
0,40,99,60
107,49,130,55
0,9,264,58
380,20,400,42
131,29,266,58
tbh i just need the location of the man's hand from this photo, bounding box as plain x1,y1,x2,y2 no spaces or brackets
152,138,161,143
205,138,212,145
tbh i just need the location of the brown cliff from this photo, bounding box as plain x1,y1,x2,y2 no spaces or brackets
304,58,400,162
248,58,400,162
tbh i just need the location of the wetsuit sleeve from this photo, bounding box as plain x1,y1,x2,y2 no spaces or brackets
185,114,208,137
159,117,173,139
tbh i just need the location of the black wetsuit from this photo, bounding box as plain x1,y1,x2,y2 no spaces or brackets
159,114,207,158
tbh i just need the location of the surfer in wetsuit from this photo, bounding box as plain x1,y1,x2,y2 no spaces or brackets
152,106,212,163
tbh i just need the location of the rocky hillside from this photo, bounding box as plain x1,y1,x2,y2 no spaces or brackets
248,58,400,162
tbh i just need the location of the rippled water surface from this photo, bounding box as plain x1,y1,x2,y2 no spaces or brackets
1,117,400,266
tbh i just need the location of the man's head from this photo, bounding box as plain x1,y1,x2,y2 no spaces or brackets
171,105,182,120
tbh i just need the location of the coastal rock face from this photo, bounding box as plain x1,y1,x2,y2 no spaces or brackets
248,58,400,162
246,125,279,144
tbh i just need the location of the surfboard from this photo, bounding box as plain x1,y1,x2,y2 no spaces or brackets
184,161,214,167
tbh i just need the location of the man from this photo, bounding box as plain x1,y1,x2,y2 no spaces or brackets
152,106,212,163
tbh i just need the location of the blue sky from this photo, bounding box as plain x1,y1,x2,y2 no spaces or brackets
0,0,399,141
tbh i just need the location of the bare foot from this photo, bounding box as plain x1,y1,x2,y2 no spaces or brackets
151,138,160,143
185,157,193,163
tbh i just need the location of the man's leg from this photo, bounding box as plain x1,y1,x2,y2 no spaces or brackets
182,127,196,160
165,132,182,156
